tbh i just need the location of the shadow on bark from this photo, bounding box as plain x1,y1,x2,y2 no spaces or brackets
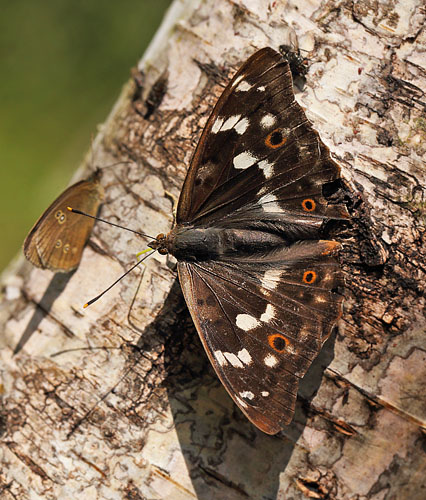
14,271,75,354
151,280,338,499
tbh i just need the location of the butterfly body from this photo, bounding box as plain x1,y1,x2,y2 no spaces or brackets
154,226,287,261
149,48,349,434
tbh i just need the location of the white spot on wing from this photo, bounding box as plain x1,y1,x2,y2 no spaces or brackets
221,115,241,131
264,354,278,367
240,391,255,400
215,350,227,366
234,117,249,135
233,151,258,170
258,85,266,91
261,391,270,397
260,304,275,323
211,117,224,134
260,113,276,129
222,349,253,368
211,115,248,135
235,396,248,408
258,159,274,179
259,193,282,213
286,344,296,354
237,348,252,365
236,314,260,331
232,74,244,89
224,352,244,368
261,269,283,291
236,80,252,92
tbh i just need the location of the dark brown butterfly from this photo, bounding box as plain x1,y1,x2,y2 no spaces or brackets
148,48,349,434
24,170,104,273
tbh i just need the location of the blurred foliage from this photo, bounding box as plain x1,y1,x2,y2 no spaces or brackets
0,0,171,272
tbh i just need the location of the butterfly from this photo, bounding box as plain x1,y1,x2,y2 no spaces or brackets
148,47,349,434
23,170,104,273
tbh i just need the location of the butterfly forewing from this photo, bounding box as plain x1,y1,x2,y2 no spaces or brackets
177,48,347,229
24,172,104,272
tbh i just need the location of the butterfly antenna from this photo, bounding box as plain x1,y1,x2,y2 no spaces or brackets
84,250,155,308
67,207,155,239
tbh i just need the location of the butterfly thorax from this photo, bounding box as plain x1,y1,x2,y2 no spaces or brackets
150,225,288,262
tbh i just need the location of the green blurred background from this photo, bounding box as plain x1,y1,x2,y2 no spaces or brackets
0,0,171,272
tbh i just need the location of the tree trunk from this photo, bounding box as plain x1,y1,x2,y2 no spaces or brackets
1,0,425,499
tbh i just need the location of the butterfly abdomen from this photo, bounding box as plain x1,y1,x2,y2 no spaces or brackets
163,226,288,262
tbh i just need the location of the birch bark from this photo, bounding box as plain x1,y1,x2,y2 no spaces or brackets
1,1,425,499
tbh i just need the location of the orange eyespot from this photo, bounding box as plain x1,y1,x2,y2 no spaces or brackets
265,128,287,149
303,270,317,284
302,198,316,212
268,333,289,353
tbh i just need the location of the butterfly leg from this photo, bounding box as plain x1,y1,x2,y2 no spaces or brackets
166,255,178,272
165,190,179,225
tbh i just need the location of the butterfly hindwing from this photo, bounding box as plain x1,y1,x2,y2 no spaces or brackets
178,240,343,434
178,262,297,434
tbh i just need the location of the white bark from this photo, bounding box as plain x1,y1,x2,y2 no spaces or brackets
1,1,425,499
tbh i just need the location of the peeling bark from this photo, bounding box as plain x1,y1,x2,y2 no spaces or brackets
1,1,425,499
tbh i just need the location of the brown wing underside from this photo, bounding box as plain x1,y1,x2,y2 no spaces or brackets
24,173,104,272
